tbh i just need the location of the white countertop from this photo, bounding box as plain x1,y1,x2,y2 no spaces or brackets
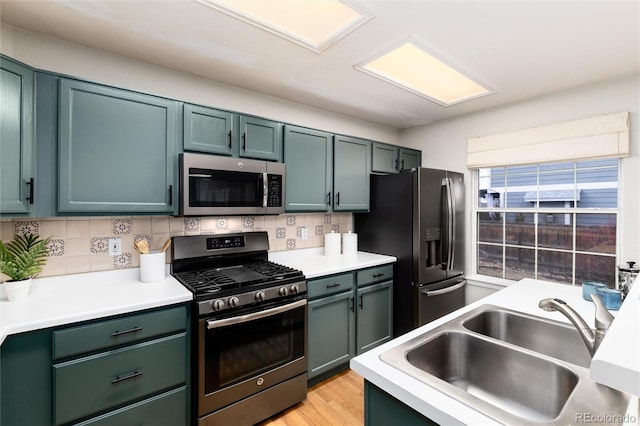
350,278,640,425
0,266,192,345
269,247,396,278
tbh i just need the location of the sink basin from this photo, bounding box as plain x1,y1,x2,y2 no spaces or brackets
463,308,591,368
405,332,578,422
379,304,631,425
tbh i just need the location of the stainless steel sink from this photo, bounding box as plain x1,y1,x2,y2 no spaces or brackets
380,304,631,425
462,308,591,368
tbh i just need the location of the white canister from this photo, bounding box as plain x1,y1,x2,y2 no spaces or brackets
342,232,358,257
324,231,341,257
139,251,167,282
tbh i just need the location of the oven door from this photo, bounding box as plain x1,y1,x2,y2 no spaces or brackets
197,297,307,417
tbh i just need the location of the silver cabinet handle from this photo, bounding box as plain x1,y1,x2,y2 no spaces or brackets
206,299,306,329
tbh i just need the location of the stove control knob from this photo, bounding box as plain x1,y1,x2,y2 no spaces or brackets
211,300,225,312
289,284,299,294
228,296,240,308
255,291,266,302
278,287,289,297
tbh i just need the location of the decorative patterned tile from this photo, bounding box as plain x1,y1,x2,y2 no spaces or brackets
276,227,286,239
113,253,132,269
14,221,40,236
112,219,132,235
242,217,255,229
134,234,151,248
296,226,306,237
184,217,200,232
90,237,109,254
315,225,324,236
324,215,332,224
286,239,296,250
286,215,296,226
216,217,229,230
47,239,65,257
331,224,340,233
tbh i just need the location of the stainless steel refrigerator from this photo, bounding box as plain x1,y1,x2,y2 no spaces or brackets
354,168,465,337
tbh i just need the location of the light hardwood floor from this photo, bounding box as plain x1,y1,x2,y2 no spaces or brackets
260,369,365,426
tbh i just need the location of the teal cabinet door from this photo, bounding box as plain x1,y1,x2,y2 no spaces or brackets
371,142,399,174
307,290,355,380
399,148,421,171
239,115,282,161
184,104,233,155
333,135,371,211
284,125,333,212
356,280,393,354
58,79,178,213
1,329,53,425
0,57,34,215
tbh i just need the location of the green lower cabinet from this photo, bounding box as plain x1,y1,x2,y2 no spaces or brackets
308,290,356,380
364,381,437,426
357,280,393,354
307,266,394,383
0,329,53,426
54,334,187,425
75,386,187,426
0,304,190,425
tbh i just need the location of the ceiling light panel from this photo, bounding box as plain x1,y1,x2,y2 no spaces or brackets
198,0,371,53
356,41,494,106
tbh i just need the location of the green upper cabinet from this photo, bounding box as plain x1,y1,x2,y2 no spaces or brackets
399,147,421,171
333,135,371,211
372,142,422,174
58,79,178,214
284,125,333,212
238,115,282,161
0,57,35,215
184,104,282,161
183,104,233,156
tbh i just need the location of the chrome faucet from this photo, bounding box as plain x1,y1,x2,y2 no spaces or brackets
538,293,614,356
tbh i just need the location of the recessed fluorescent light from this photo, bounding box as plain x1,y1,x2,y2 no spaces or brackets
356,41,493,106
197,0,371,53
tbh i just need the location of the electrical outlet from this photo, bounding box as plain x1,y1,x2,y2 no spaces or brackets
300,227,308,240
108,238,122,256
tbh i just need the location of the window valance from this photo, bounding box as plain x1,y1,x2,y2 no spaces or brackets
467,112,629,169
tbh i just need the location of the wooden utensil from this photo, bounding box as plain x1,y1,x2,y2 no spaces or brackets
136,240,150,254
161,239,171,252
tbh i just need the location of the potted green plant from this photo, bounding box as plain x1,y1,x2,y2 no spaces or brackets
0,233,51,302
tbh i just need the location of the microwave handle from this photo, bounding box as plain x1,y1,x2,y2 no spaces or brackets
262,172,268,208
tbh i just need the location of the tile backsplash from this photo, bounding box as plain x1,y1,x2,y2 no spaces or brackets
0,213,352,278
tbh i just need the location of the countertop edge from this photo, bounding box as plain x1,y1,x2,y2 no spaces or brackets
0,268,192,346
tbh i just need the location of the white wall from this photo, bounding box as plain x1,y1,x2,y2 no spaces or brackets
0,23,400,144
401,73,640,295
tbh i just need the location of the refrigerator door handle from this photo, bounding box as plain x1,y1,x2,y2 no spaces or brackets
442,177,456,271
421,280,466,297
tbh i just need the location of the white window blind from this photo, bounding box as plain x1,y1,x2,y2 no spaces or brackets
467,112,630,169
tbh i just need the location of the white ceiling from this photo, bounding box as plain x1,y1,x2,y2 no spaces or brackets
1,0,639,129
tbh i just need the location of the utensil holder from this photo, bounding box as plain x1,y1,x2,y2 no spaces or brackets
139,251,166,283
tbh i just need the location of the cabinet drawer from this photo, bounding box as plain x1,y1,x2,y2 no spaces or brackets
76,386,187,426
357,264,394,287
54,333,187,425
53,305,186,359
307,273,354,299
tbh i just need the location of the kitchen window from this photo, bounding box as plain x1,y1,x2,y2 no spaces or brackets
474,158,619,286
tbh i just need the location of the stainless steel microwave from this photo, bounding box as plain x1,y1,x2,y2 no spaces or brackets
179,153,285,216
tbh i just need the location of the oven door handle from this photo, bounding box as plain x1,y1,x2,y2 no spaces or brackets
206,299,307,329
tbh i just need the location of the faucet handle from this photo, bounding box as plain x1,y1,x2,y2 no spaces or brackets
589,292,614,332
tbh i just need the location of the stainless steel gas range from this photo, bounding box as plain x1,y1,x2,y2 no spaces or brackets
171,232,307,426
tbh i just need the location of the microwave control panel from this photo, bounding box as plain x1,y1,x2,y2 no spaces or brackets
267,174,283,207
